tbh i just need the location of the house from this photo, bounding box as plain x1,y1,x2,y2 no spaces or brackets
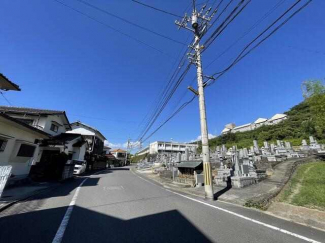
67,121,106,155
253,118,268,129
0,106,75,164
0,113,49,182
232,123,252,133
267,114,287,125
0,73,21,91
0,106,71,136
111,148,127,160
67,121,107,170
220,114,287,135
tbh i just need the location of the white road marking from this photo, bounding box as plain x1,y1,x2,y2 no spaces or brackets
132,170,322,243
164,189,322,243
52,178,87,243
52,170,107,243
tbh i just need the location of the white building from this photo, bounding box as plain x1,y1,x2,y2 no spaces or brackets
0,106,80,163
0,106,71,136
267,114,287,125
137,141,198,155
0,113,49,180
253,118,268,128
221,114,287,135
232,123,252,133
67,121,106,155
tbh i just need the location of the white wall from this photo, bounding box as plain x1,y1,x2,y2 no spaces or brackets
8,114,67,136
0,118,45,177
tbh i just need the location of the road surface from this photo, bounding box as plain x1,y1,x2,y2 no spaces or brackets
0,167,324,243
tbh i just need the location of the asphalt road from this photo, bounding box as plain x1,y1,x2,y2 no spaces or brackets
0,167,324,243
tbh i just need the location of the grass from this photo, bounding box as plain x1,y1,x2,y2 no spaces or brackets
279,161,325,211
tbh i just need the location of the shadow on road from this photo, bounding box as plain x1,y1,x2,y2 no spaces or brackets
0,205,212,243
214,176,232,200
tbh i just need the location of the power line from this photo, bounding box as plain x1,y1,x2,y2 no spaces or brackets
141,95,196,143
53,0,175,59
204,0,286,69
207,0,312,86
74,0,187,46
137,63,192,142
203,0,251,52
131,0,183,18
0,91,12,106
137,0,312,145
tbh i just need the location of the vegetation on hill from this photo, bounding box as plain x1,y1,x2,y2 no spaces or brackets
200,80,325,151
279,161,325,211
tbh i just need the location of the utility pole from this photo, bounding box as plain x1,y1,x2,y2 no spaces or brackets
176,1,216,200
125,138,130,166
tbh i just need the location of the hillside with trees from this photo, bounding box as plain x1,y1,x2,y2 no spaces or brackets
204,80,325,151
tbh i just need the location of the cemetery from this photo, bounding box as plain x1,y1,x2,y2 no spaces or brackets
136,136,325,189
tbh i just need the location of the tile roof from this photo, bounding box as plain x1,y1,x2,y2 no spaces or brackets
0,106,72,130
70,121,106,140
0,106,65,115
111,149,127,153
0,73,21,91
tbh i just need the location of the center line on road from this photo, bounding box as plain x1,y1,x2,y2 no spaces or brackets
52,178,87,243
52,170,106,243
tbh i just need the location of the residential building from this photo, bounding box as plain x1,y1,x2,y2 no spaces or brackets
0,113,49,181
0,106,71,136
221,114,287,135
67,121,106,155
111,149,127,164
0,106,75,163
137,141,198,155
267,114,287,125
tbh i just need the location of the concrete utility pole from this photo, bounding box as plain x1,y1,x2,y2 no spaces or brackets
176,1,217,200
125,138,130,166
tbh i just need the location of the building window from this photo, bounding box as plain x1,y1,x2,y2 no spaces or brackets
0,139,7,152
17,144,36,157
50,123,59,132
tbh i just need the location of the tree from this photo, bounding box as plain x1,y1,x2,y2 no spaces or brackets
302,79,325,99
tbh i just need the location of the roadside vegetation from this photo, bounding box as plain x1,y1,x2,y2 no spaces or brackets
279,161,325,211
196,80,325,151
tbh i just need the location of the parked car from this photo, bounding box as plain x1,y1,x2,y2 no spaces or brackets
73,160,87,175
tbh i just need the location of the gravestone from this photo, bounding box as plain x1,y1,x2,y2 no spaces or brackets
185,148,189,161
285,141,292,149
264,141,269,149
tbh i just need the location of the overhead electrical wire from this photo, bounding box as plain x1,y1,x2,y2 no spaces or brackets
136,0,312,145
0,91,12,106
207,0,312,86
141,95,196,143
137,63,192,142
203,0,251,52
204,0,286,69
74,0,187,46
131,0,183,18
53,0,176,59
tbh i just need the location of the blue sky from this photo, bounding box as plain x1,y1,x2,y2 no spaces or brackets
1,0,324,150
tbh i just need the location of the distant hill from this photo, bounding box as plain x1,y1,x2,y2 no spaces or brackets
205,92,325,150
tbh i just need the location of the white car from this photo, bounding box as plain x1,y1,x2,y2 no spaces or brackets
73,160,87,175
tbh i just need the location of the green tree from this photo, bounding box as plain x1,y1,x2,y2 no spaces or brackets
302,79,325,99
